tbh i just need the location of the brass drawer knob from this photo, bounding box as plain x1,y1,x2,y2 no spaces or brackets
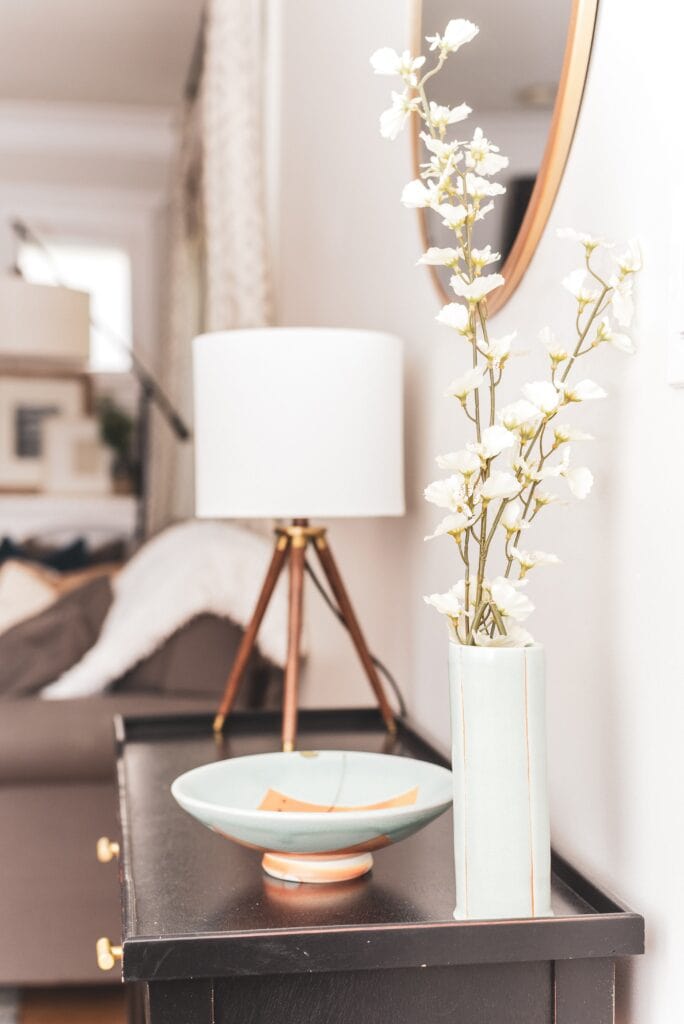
96,836,120,863
96,936,122,971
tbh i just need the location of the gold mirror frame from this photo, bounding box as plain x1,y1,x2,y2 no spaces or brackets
410,0,599,315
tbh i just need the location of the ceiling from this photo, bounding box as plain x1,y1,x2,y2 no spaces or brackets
0,0,206,107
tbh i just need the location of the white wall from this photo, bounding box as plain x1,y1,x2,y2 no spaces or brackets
272,0,683,1019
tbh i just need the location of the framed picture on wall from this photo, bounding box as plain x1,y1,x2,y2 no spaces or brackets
0,370,92,492
42,417,112,495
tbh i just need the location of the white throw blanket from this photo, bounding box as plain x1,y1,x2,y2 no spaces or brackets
41,520,289,700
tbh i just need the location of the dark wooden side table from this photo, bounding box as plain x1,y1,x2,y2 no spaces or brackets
108,709,643,1024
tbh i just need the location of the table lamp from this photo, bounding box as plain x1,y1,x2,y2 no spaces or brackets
193,327,405,751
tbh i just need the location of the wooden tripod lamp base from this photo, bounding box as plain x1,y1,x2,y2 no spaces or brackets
213,520,397,751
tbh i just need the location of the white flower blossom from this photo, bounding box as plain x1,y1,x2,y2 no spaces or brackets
401,178,439,208
420,133,462,161
436,302,470,334
501,500,529,535
424,511,474,541
499,399,542,433
418,246,462,267
539,326,569,364
470,245,500,269
445,365,487,400
426,18,479,54
510,548,560,577
450,272,505,303
480,471,520,502
534,489,561,509
424,587,464,618
424,475,468,511
436,449,481,476
479,331,517,367
427,100,472,131
370,48,426,84
562,465,594,499
462,173,506,200
610,275,634,326
614,238,641,276
469,425,516,460
562,268,600,304
556,228,613,252
523,381,561,415
466,127,509,175
560,379,607,403
435,202,468,229
474,201,495,221
490,577,534,622
380,91,421,140
594,317,635,354
553,424,594,445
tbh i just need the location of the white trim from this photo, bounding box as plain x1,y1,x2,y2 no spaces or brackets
0,101,177,163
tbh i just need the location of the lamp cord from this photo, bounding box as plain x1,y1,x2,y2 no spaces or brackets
304,559,408,719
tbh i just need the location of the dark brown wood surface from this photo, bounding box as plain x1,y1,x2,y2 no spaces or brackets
115,709,643,988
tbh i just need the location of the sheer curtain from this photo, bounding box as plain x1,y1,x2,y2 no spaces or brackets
149,0,272,533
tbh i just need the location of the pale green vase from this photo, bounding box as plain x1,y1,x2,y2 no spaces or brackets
448,642,552,920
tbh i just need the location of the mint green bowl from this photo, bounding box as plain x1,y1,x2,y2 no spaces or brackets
172,750,452,883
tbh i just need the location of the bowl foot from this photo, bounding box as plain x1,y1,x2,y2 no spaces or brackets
261,851,373,883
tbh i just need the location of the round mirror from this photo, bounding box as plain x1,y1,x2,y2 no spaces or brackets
411,0,599,313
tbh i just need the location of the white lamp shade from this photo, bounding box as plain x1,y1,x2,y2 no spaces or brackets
0,275,90,364
193,328,405,519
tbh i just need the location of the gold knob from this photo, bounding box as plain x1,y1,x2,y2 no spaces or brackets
96,837,120,863
96,937,122,971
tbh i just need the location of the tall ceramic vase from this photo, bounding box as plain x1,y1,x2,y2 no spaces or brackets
449,643,552,920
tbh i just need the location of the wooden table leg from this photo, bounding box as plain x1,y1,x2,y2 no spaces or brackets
214,535,289,733
313,535,396,734
281,537,306,751
554,959,615,1023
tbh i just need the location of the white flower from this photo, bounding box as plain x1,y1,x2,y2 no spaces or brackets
562,268,600,304
490,577,534,622
424,587,463,618
463,173,506,200
510,547,560,575
424,474,468,512
474,201,495,221
445,365,487,400
480,471,520,502
556,228,613,252
501,500,528,535
436,302,470,334
563,465,593,499
466,127,509,176
435,202,468,229
594,317,635,354
424,511,474,541
610,275,634,326
436,449,481,476
470,245,500,269
450,273,505,303
418,246,462,267
421,133,462,161
427,100,472,130
539,326,569,364
380,91,421,140
614,238,641,276
473,624,534,647
499,399,542,433
534,489,561,508
480,331,519,368
523,381,561,415
370,48,426,83
469,425,516,460
553,424,594,444
426,18,479,54
560,379,607,403
401,178,439,208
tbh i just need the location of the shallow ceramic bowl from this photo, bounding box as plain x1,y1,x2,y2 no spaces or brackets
172,750,452,883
